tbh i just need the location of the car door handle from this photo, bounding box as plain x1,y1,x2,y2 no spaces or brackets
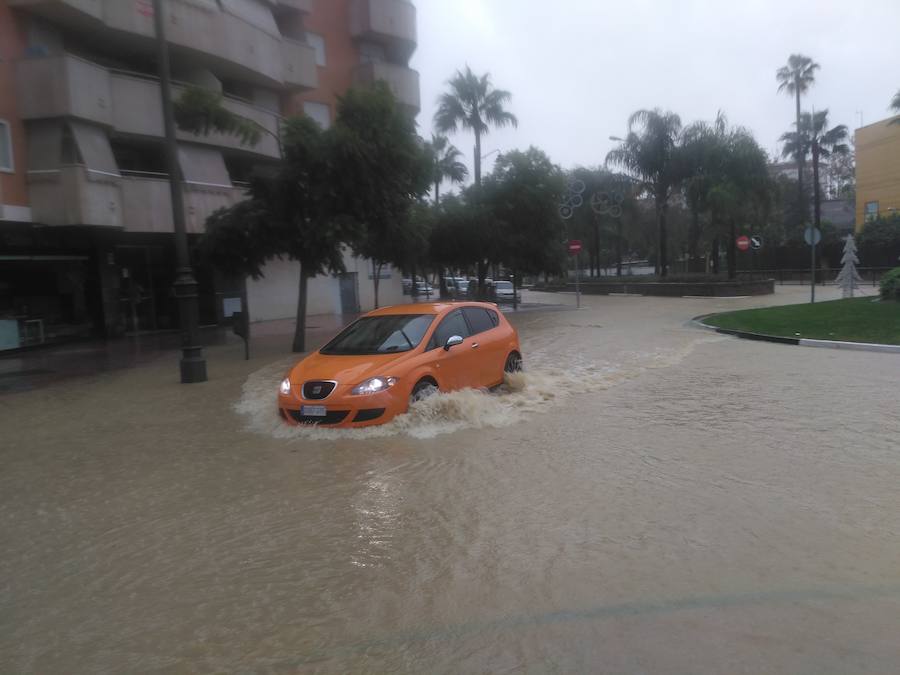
471,343,479,348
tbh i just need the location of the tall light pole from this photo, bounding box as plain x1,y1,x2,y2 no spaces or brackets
153,0,207,383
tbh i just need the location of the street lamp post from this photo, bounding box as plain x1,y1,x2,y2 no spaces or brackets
153,0,207,383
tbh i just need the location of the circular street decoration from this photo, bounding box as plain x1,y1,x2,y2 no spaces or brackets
590,191,625,219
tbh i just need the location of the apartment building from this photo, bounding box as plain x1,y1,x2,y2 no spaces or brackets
855,116,900,232
0,0,418,349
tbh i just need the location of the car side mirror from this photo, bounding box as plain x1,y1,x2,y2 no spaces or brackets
444,335,464,351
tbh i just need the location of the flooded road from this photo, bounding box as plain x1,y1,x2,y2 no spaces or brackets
2,288,900,673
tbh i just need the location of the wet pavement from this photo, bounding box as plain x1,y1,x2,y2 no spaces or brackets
2,287,899,674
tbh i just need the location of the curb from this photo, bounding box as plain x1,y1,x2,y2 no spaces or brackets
690,315,900,354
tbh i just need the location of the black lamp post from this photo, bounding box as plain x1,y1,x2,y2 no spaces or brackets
153,0,207,383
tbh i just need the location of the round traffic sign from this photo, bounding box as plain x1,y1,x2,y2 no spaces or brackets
736,235,750,252
750,235,763,251
804,227,822,246
568,240,582,254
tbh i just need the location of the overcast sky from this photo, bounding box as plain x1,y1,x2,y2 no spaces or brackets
409,0,900,184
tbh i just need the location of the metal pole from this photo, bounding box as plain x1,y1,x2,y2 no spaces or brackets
154,0,207,382
810,237,816,304
575,251,581,308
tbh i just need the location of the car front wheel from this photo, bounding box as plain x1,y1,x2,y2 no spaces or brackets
410,379,439,404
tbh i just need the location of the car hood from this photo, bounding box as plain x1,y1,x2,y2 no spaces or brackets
289,350,411,387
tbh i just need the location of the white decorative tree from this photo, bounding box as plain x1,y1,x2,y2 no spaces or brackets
835,234,863,298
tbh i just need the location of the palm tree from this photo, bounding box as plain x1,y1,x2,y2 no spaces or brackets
776,54,820,221
680,112,728,272
781,110,849,237
606,109,683,277
434,66,518,187
426,134,468,205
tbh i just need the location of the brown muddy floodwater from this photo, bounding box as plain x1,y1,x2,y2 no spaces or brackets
2,287,900,674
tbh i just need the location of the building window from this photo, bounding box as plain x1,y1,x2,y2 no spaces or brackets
864,201,879,222
303,102,331,130
0,120,13,172
306,32,326,66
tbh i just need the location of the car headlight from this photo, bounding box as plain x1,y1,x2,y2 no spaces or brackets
352,376,397,395
279,377,292,396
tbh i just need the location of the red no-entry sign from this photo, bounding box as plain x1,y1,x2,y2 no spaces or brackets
736,235,750,252
568,239,582,255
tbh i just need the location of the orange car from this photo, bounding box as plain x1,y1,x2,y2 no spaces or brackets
278,302,522,427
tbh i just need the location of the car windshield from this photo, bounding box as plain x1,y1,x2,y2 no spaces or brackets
320,315,434,355
496,281,513,290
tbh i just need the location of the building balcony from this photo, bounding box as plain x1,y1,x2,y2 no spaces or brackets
353,61,420,114
10,0,318,90
27,166,123,228
15,53,113,127
109,71,283,158
349,0,417,62
16,55,282,159
25,167,246,233
282,39,318,90
120,173,245,234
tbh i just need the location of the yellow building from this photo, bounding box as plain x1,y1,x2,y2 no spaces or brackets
855,116,900,232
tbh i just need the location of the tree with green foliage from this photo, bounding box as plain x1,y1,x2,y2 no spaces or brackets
201,116,352,353
781,110,849,242
776,54,819,220
890,89,900,124
705,122,771,279
607,109,683,277
429,193,500,295
484,148,566,292
331,83,431,308
434,66,518,187
858,213,900,267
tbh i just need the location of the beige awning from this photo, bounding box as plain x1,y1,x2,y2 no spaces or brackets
69,121,119,175
177,144,231,186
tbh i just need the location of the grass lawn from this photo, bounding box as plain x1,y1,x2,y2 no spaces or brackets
702,297,900,345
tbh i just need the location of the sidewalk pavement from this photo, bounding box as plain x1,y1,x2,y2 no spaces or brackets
0,313,352,395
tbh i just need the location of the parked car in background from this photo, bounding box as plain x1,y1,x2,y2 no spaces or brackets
493,280,517,303
414,281,435,298
447,277,469,296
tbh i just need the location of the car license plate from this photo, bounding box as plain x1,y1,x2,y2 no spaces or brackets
301,405,327,417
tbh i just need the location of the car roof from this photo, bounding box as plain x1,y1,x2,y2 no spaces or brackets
365,301,499,317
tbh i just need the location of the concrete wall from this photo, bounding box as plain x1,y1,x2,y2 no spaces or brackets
246,251,405,322
0,4,30,217
855,117,900,231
